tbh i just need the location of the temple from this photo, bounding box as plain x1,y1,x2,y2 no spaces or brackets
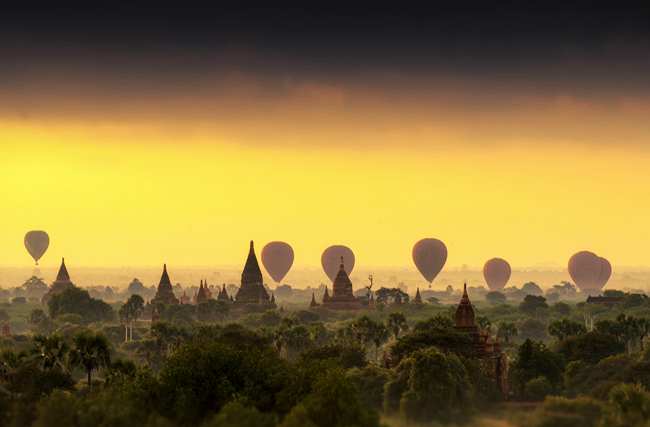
151,264,179,305
217,284,230,301
234,241,276,310
413,288,423,304
196,280,209,304
41,258,75,306
2,316,10,336
452,283,508,394
320,257,364,312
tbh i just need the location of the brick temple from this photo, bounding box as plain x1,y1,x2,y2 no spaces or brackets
233,241,276,310
151,264,179,305
41,258,75,306
320,257,364,312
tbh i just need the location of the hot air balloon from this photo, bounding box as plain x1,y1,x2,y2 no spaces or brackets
594,257,612,290
412,238,447,288
261,241,294,285
321,245,355,282
483,258,511,290
568,251,602,290
24,231,49,265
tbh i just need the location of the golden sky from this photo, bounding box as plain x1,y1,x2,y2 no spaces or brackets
1,78,649,269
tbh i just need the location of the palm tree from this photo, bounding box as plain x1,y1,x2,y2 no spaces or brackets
369,322,390,363
69,329,112,386
0,347,28,381
30,333,70,370
496,321,518,345
386,311,409,341
135,339,158,369
609,383,650,426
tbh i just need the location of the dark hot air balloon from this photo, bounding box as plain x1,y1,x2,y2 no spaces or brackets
261,241,294,285
594,257,612,290
321,245,355,282
24,231,49,265
483,258,511,290
412,238,447,288
568,251,602,290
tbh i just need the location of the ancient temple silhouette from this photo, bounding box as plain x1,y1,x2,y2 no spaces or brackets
2,316,10,336
321,257,364,312
41,258,75,306
413,287,423,304
196,280,209,304
151,264,179,305
234,241,276,310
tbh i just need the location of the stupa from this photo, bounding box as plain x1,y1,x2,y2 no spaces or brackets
196,280,209,304
413,288,423,304
234,241,276,310
2,316,10,336
151,264,179,305
321,257,363,312
217,284,230,301
41,258,75,306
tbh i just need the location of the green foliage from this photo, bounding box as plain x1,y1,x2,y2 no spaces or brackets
412,313,453,332
203,399,277,427
485,291,507,305
56,313,85,326
48,287,114,324
400,348,472,423
550,302,572,317
21,276,49,299
347,364,390,412
386,311,408,340
296,343,368,370
531,396,604,427
519,295,548,316
548,319,587,341
301,368,379,427
496,321,518,345
606,383,650,427
30,333,70,370
508,338,565,396
523,282,544,296
564,355,632,398
557,331,627,365
392,327,472,358
525,376,553,401
375,287,409,305
519,318,549,341
295,309,320,325
69,329,113,386
159,341,288,423
618,293,649,310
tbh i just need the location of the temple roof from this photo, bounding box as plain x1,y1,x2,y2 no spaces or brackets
310,293,318,307
453,282,477,332
241,241,263,286
55,258,70,282
151,264,179,304
414,287,422,303
332,257,354,298
159,264,172,289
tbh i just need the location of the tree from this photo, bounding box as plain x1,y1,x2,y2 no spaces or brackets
519,295,548,316
347,364,391,412
549,301,572,317
375,287,409,305
476,315,491,332
557,331,627,365
508,338,565,396
127,278,145,295
29,308,46,326
550,281,578,299
386,311,408,341
69,329,112,386
413,314,453,332
619,293,649,310
21,276,49,299
522,282,543,296
519,318,548,341
30,333,70,371
547,319,587,341
392,327,473,359
214,300,230,323
525,376,552,401
485,291,507,306
607,383,650,427
496,321,518,345
48,287,114,324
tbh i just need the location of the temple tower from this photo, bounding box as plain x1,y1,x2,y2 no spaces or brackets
234,241,276,310
41,258,75,306
151,264,180,305
321,257,363,312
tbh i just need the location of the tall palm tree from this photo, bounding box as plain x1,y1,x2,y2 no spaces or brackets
609,383,650,426
386,311,409,341
369,322,390,363
69,329,112,386
0,347,28,381
30,333,70,370
496,321,518,345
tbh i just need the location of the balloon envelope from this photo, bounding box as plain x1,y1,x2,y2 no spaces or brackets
321,245,355,282
483,258,511,290
568,251,602,290
24,231,49,265
594,257,612,290
412,238,447,283
261,241,294,284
